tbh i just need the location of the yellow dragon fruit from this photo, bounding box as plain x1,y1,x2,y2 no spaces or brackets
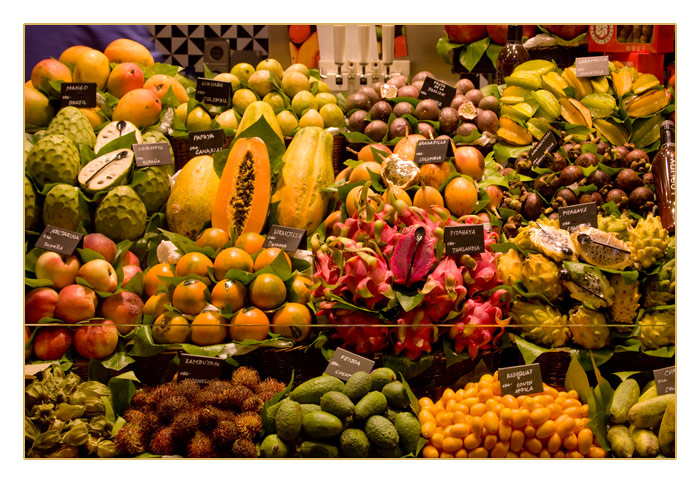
510,300,571,347
609,274,640,325
642,237,675,308
496,248,523,286
639,310,675,350
568,305,611,349
627,214,669,270
597,213,635,242
521,253,565,301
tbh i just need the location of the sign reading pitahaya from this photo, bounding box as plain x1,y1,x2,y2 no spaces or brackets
444,224,485,255
558,202,598,231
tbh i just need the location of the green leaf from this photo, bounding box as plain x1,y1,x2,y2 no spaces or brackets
570,348,614,372
435,36,463,64
212,144,232,179
511,334,550,365
381,354,434,380
24,277,55,289
442,337,470,368
108,371,140,417
395,288,425,313
459,37,491,72
400,373,421,415
100,346,135,371
96,130,139,157
122,270,145,295
564,352,591,401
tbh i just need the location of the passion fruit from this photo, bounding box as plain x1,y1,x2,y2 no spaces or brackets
456,78,475,94
393,101,414,118
438,107,460,134
463,88,484,106
415,99,440,121
417,122,437,139
389,117,413,139
348,109,369,132
364,120,388,142
345,92,372,112
450,94,467,111
454,122,478,138
397,85,419,98
476,109,499,134
369,100,393,122
478,95,499,113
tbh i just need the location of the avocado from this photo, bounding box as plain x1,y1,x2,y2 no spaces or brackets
320,391,355,420
394,411,422,454
339,428,371,458
355,391,388,421
302,410,344,439
342,371,372,403
370,367,397,392
289,374,345,404
275,399,303,441
382,380,409,410
259,434,291,458
299,440,339,458
364,415,399,449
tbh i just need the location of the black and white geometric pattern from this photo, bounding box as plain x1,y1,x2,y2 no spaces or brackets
149,25,269,73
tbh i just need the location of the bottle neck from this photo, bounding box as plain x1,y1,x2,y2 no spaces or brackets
507,25,523,44
660,125,675,147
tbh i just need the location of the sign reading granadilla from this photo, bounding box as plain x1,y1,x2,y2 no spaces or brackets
414,138,453,164
498,363,544,397
325,348,375,381
35,224,82,255
60,82,96,108
178,353,224,385
444,224,485,255
653,366,675,394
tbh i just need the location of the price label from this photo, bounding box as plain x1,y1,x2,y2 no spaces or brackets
499,363,544,397
530,130,560,168
418,77,457,109
575,55,610,77
653,366,675,395
414,138,453,164
35,225,83,255
558,202,598,232
444,224,485,256
195,77,232,106
133,142,173,167
325,348,375,381
188,129,225,158
60,82,96,108
263,224,307,252
178,353,224,385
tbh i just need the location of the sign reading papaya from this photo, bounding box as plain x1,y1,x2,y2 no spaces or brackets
575,55,610,77
188,129,225,158
499,363,544,397
60,82,97,108
133,142,173,167
414,138,453,164
558,202,598,231
653,366,675,395
418,77,457,109
35,225,83,255
178,353,224,385
195,77,232,106
444,224,485,255
325,348,375,381
263,224,307,252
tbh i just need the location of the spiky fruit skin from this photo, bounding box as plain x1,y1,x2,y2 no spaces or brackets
597,213,634,242
231,437,258,458
113,423,147,455
628,214,669,270
132,167,171,215
639,310,675,350
448,289,511,359
94,185,147,241
42,183,90,232
521,254,565,301
496,248,523,286
25,175,41,230
150,426,177,455
568,305,610,350
46,106,97,148
609,274,640,325
170,411,199,442
642,246,675,308
25,134,80,190
241,396,264,413
187,431,217,458
234,411,263,440
231,366,261,389
510,300,571,348
217,386,254,411
562,269,615,309
255,378,286,396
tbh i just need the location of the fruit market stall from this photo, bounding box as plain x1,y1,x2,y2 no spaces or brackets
23,24,676,460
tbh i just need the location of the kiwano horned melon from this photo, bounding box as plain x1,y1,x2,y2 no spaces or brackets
166,155,220,240
211,137,270,237
271,126,335,235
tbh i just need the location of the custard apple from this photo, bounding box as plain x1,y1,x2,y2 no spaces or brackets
25,134,80,190
94,120,142,154
42,183,90,232
46,106,96,148
94,186,147,242
25,175,41,230
132,167,171,215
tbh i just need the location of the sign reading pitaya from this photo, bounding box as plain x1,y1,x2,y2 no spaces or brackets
444,224,485,255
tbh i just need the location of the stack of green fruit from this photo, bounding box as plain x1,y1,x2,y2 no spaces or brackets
260,368,422,458
606,378,675,457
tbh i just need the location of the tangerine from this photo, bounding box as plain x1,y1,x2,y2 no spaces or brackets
454,146,485,181
248,273,287,310
444,176,478,217
235,232,266,257
190,310,228,346
210,279,247,313
213,247,255,280
287,274,312,304
175,252,214,280
195,227,230,250
271,302,312,342
172,279,209,315
152,312,190,344
230,306,270,342
253,247,292,272
143,263,175,297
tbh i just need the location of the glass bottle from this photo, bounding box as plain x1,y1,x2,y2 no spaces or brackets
496,25,530,84
651,120,676,232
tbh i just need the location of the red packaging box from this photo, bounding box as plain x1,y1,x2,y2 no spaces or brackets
588,25,674,54
608,52,667,82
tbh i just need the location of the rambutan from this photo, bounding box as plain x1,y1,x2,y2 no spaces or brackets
234,411,263,440
156,395,190,423
254,377,286,396
205,379,234,394
171,411,199,442
130,388,152,409
195,388,220,407
187,431,217,458
211,419,239,448
241,395,264,414
150,426,177,456
230,437,258,458
123,408,147,424
198,406,219,431
217,386,254,410
174,379,201,400
231,366,260,389
113,423,146,456
146,384,176,409
256,391,278,403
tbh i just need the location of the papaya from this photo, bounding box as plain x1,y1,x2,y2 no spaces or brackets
165,155,220,240
271,126,335,235
235,101,284,142
211,137,271,237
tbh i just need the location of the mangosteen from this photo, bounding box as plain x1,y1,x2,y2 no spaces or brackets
389,117,413,139
477,110,499,134
364,120,388,142
417,122,437,139
587,170,612,190
552,187,578,208
369,100,393,122
578,192,604,206
464,88,484,107
539,152,567,173
503,221,520,239
597,141,611,156
397,85,419,98
521,192,544,220
500,167,515,177
605,188,629,209
608,145,630,168
450,94,467,111
415,99,440,121
345,92,372,112
393,101,414,118
626,149,650,171
438,107,460,134
642,172,654,187
559,165,585,186
563,142,581,160
412,71,433,84
347,109,369,132
356,86,380,106
456,78,475,95
534,173,561,199
514,154,533,176
615,168,642,193
454,122,478,138
574,152,599,168
629,186,656,213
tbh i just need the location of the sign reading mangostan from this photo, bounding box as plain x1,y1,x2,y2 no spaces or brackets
575,55,610,77
178,353,224,385
325,348,375,381
653,366,675,395
263,224,307,252
35,225,83,256
188,129,225,158
195,77,232,106
444,224,485,256
133,142,173,167
530,130,561,168
414,138,454,164
558,202,598,231
60,82,97,108
499,363,544,397
418,77,457,109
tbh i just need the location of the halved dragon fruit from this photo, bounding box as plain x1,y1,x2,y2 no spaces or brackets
389,225,437,286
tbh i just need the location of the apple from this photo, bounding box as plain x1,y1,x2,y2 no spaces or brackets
25,287,59,324
542,25,588,41
54,284,98,323
77,259,119,293
73,319,119,359
100,292,144,335
32,326,74,361
34,251,81,289
82,233,117,264
25,326,33,360
121,250,140,267
444,25,488,44
143,74,189,105
121,264,143,290
107,62,145,99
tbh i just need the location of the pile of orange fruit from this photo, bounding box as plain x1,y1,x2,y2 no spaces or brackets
418,372,607,458
141,229,313,347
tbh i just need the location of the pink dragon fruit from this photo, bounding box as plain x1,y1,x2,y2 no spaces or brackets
461,225,503,296
389,224,438,286
420,257,468,321
393,307,439,360
448,289,511,359
336,248,395,310
318,305,390,355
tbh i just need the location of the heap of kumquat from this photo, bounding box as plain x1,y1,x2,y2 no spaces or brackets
419,372,607,458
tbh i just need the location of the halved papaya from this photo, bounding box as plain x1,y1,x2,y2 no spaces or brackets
211,137,271,236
